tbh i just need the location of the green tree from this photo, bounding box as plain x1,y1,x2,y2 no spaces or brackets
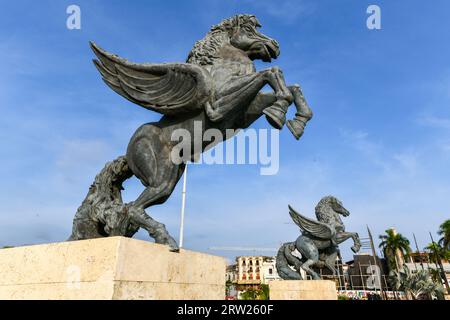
379,229,412,271
240,288,259,300
258,284,270,300
239,284,270,300
428,268,442,284
438,219,450,251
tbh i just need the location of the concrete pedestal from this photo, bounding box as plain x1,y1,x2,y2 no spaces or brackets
269,280,337,300
0,237,226,300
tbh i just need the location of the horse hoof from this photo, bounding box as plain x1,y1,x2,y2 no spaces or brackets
166,239,180,252
167,241,180,252
153,233,180,252
263,104,286,129
286,119,305,140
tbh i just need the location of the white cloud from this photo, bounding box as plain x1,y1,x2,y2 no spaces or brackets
393,151,418,175
339,128,388,169
56,139,113,171
418,115,450,130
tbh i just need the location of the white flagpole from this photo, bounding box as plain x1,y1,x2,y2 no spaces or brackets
179,164,188,248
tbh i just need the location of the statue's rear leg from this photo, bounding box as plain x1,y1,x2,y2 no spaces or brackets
127,206,180,251
323,249,338,275
126,124,186,250
296,236,321,280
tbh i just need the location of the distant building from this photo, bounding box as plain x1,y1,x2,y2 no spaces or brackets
225,256,281,299
345,253,390,291
226,264,238,283
227,256,281,287
406,251,450,285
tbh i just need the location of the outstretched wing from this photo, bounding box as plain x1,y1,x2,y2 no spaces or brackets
288,205,334,240
90,42,212,116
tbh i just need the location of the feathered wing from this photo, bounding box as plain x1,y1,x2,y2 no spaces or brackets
90,42,212,116
288,205,335,240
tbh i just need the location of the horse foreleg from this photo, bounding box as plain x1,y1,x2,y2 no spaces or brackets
242,92,276,127
243,86,311,131
206,72,266,122
286,85,313,140
261,67,294,129
336,232,361,253
208,68,293,125
350,232,362,253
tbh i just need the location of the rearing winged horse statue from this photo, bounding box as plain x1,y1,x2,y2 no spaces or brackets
69,14,313,251
276,196,361,280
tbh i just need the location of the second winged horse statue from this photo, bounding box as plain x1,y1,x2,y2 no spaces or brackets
69,14,313,251
276,196,361,280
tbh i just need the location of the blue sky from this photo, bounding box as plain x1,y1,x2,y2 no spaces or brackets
1,0,449,262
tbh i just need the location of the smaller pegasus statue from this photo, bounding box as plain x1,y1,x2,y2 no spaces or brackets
276,196,361,280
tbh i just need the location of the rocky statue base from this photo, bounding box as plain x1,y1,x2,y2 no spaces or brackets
269,280,337,300
0,237,226,300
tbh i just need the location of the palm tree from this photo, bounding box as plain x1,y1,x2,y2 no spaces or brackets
425,242,450,265
428,268,442,284
438,219,450,251
425,242,450,295
390,266,445,300
379,229,412,272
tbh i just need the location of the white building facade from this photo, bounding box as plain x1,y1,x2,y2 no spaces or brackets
235,256,281,285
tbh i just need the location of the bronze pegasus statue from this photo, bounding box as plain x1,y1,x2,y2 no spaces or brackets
276,196,361,280
69,14,313,251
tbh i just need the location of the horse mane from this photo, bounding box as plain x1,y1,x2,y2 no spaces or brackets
315,196,346,230
315,196,335,223
186,14,258,66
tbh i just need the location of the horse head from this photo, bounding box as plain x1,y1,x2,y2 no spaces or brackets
187,14,280,65
228,15,280,62
315,196,350,224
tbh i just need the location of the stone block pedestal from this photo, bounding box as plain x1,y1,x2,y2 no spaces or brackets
269,280,337,300
0,237,226,300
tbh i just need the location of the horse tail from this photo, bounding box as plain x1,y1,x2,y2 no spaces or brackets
276,242,303,280
68,156,135,240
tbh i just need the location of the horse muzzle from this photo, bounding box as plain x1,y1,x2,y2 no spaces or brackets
249,40,279,62
265,40,280,59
